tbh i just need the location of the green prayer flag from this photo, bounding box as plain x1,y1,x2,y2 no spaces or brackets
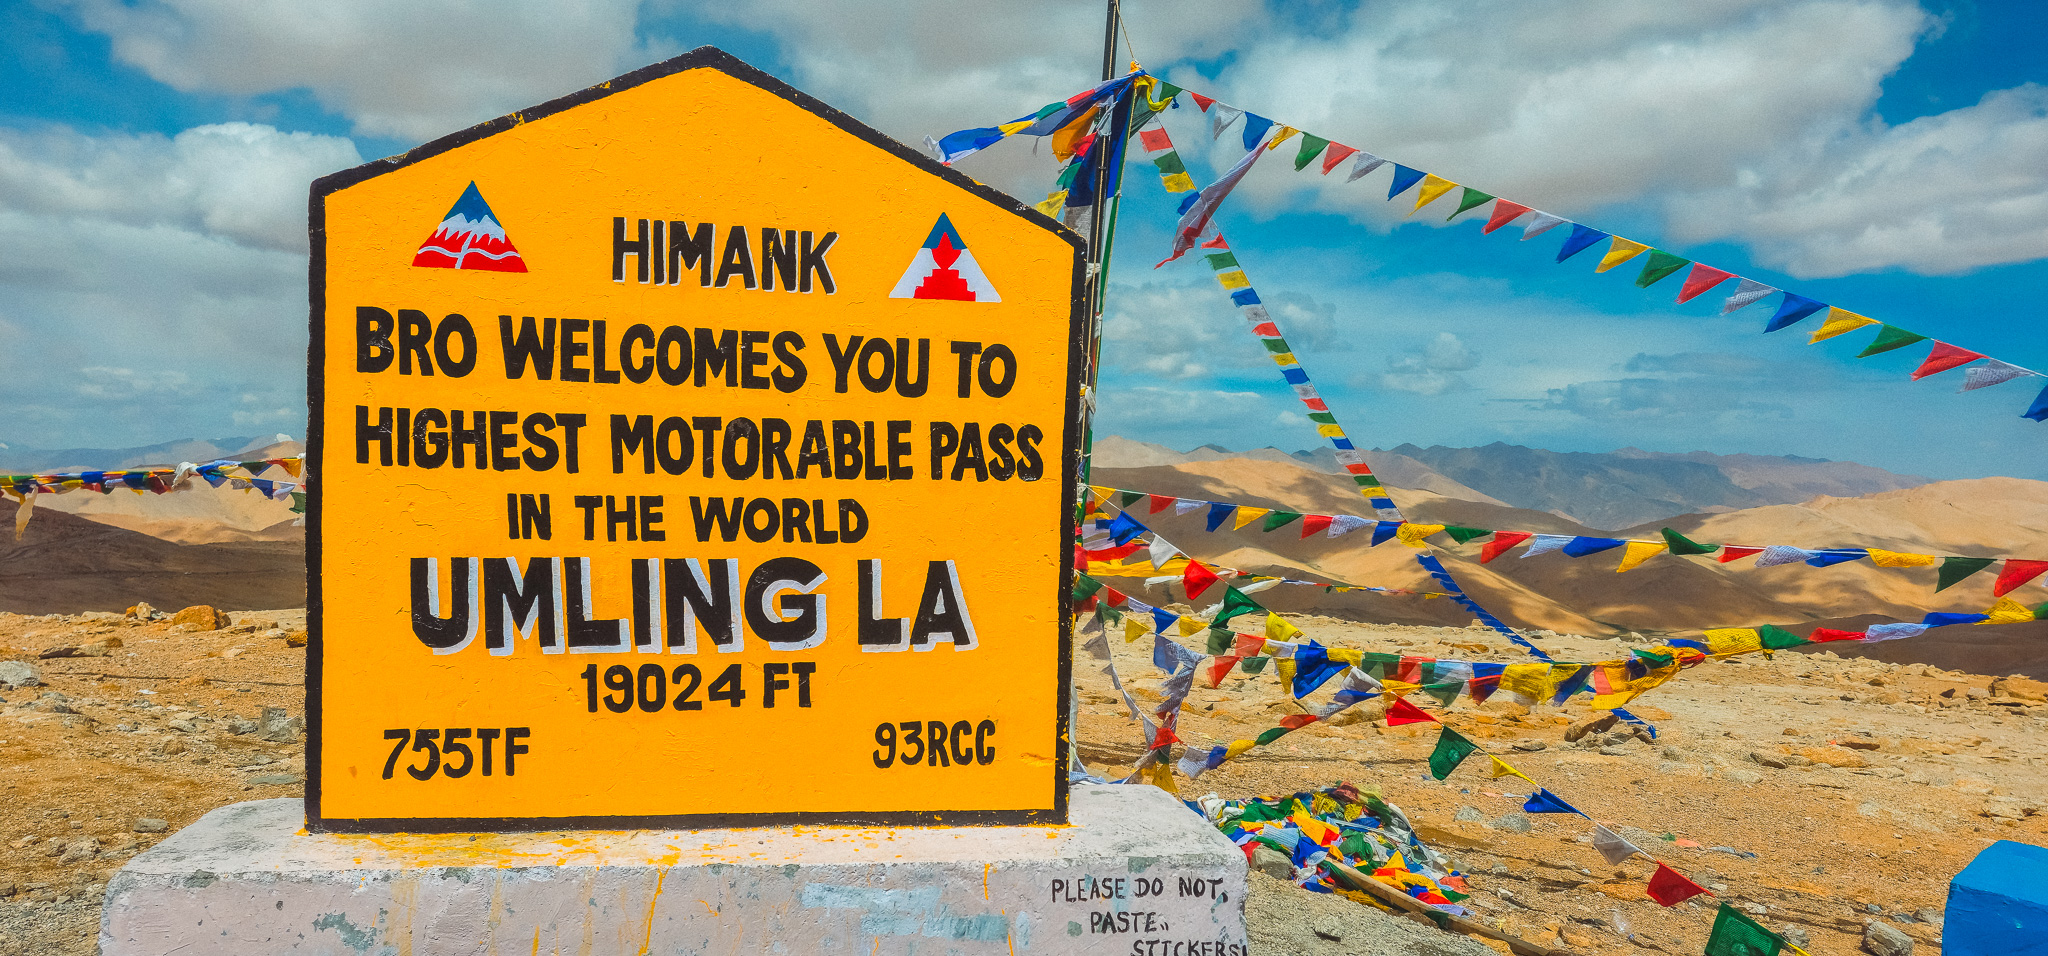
1444,525,1492,544
1427,726,1478,780
1202,251,1238,270
1262,511,1304,532
1240,656,1270,675
1937,556,1995,592
1153,152,1187,176
1206,626,1234,655
1214,586,1263,624
1253,726,1291,745
1056,159,1085,188
1073,576,1104,601
1635,250,1691,287
1420,680,1463,708
1660,527,1717,555
1857,324,1930,357
1704,903,1784,956
1307,411,1338,425
288,491,307,515
1758,624,1809,649
1448,187,1495,220
1098,606,1122,626
1293,134,1330,171
1262,337,1291,353
1117,490,1144,508
1632,648,1675,668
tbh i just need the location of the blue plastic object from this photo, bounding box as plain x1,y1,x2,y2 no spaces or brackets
1946,839,2048,956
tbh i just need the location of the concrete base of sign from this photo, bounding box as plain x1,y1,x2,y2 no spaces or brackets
100,784,1248,955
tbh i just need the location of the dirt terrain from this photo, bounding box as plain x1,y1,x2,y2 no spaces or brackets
2,605,2041,955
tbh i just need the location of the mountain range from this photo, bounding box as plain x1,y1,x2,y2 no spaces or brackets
1093,436,1931,529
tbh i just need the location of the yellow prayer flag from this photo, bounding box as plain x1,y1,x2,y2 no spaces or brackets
1089,485,1114,500
1216,270,1251,290
1379,679,1419,698
1980,596,2036,625
1161,172,1196,193
1412,174,1457,213
1615,540,1667,572
1233,507,1270,531
1703,627,1763,656
1268,126,1299,149
1809,307,1877,343
1275,657,1296,683
1265,612,1302,643
1315,423,1346,438
1143,759,1179,794
1328,648,1364,666
1489,756,1528,780
1123,617,1150,643
1867,548,1937,568
1498,663,1550,703
1224,739,1258,760
1178,617,1207,637
1595,237,1650,272
1051,104,1101,161
1397,523,1446,548
1034,191,1067,217
1275,353,1301,367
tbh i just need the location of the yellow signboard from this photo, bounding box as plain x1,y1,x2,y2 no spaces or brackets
308,48,1082,831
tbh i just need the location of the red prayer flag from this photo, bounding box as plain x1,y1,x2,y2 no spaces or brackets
1278,713,1321,730
1993,559,2048,597
1137,127,1174,152
1101,587,1127,609
1718,545,1765,564
1646,862,1711,906
1200,234,1229,250
1385,697,1437,726
1480,531,1533,564
1190,92,1215,111
1203,656,1241,688
1183,561,1220,600
1148,724,1180,749
1146,493,1175,514
1232,633,1266,656
1675,264,1736,303
1809,627,1866,642
1251,321,1280,336
1320,143,1358,174
1301,514,1333,537
1396,656,1425,683
1911,341,1985,380
1482,200,1531,234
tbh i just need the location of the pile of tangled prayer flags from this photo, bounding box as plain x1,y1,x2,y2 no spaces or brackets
1196,784,1468,903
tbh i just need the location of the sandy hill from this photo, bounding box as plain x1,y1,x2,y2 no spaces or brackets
1389,442,1930,530
0,499,303,614
14,439,303,545
1094,456,2048,677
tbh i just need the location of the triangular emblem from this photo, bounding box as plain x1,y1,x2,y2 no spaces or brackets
412,182,527,272
890,214,999,301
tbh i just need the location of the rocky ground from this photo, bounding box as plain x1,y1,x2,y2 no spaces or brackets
1,608,2042,955
1076,614,2048,956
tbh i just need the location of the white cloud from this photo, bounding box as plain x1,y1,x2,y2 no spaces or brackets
0,122,339,444
1666,84,2048,276
0,122,361,252
54,0,660,140
1101,282,1342,381
1374,331,1478,395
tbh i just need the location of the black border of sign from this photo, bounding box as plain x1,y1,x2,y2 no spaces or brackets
306,46,1085,834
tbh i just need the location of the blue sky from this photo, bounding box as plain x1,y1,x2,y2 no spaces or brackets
1,0,2043,480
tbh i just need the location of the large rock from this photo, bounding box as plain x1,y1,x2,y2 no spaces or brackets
0,660,39,689
169,606,228,631
1864,920,1913,956
1564,712,1619,743
256,706,303,743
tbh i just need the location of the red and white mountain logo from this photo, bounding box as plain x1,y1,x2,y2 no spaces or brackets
889,213,999,301
411,182,527,272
